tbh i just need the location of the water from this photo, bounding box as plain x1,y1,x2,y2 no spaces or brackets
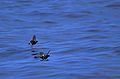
0,0,120,79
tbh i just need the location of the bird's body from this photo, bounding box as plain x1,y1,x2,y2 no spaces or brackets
30,40,38,45
39,53,50,60
34,50,51,60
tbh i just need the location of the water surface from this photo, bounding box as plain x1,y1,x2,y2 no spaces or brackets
0,0,120,79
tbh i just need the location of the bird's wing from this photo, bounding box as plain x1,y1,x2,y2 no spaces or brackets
47,50,51,54
32,35,37,41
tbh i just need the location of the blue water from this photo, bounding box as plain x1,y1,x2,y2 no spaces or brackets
0,0,120,79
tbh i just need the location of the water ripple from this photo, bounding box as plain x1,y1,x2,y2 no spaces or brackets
105,2,120,9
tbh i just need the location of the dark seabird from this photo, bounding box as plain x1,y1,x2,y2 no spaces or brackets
34,50,51,61
29,35,38,49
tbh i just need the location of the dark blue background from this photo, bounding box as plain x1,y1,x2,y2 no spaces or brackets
0,0,120,79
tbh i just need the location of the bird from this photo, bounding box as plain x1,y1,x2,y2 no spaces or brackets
34,50,51,61
39,53,50,60
29,35,38,49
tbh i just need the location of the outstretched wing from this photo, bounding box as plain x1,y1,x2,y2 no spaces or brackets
47,50,51,55
32,35,37,41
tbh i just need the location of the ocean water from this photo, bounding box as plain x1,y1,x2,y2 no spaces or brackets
0,0,120,79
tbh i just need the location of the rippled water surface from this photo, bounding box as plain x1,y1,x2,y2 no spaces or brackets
0,0,120,79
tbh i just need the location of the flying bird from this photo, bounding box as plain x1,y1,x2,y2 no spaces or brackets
34,50,51,61
29,35,38,49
